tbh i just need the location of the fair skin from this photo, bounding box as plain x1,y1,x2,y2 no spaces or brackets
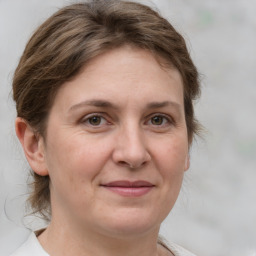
16,45,190,256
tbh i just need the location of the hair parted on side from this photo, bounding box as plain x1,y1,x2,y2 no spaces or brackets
12,0,201,220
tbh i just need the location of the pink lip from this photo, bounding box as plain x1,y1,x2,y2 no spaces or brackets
101,180,155,197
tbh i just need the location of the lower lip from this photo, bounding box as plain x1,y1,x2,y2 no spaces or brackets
103,186,153,197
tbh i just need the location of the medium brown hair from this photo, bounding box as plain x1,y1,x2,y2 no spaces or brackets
13,0,200,219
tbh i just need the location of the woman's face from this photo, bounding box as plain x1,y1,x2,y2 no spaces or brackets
41,46,189,238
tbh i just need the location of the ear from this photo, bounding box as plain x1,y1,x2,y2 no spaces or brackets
15,117,49,176
184,154,190,171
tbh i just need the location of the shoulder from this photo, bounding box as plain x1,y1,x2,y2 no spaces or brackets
167,242,197,256
9,232,49,256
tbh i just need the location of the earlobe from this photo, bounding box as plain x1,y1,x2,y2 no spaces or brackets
15,117,49,176
184,154,190,171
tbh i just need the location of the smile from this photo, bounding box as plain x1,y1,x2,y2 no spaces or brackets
101,180,155,197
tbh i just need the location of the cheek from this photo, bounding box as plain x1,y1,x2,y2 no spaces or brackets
151,138,187,221
45,133,112,185
156,137,188,175
154,136,188,201
44,134,113,209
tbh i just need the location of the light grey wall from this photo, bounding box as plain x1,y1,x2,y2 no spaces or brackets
0,1,256,255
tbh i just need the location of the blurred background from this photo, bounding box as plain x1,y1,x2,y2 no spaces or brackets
0,0,255,255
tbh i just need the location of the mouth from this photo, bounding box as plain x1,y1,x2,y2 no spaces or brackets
100,180,155,197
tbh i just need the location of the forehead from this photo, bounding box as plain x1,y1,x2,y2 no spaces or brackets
52,45,184,111
80,45,180,82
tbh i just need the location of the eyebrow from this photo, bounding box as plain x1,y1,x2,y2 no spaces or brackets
146,101,181,111
68,99,182,112
68,99,118,112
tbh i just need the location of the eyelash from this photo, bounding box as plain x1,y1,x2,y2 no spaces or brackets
80,113,174,129
145,114,174,127
80,113,110,127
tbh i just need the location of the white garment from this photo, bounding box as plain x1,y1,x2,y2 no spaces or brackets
9,232,196,256
167,243,197,256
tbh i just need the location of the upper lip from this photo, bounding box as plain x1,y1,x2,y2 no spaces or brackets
101,180,154,187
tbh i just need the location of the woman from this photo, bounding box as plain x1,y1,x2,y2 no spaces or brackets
11,1,200,255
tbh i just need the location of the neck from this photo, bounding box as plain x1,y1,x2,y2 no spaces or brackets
38,220,162,256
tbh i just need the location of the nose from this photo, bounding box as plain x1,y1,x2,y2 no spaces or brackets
112,125,151,169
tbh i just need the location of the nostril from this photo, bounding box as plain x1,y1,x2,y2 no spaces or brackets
118,161,136,168
117,160,149,169
113,145,151,169
118,161,128,166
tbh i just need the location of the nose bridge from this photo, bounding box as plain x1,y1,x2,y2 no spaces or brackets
123,121,144,152
113,120,150,168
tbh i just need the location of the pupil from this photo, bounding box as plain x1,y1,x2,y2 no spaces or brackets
89,116,101,125
152,116,163,125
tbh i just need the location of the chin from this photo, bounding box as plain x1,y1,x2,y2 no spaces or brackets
94,208,163,239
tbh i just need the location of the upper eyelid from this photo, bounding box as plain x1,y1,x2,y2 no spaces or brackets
79,112,174,124
79,114,111,129
145,113,174,122
80,112,108,121
79,113,109,125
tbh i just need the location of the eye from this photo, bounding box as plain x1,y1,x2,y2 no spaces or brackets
146,114,172,127
81,114,109,127
88,116,104,126
151,116,165,125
